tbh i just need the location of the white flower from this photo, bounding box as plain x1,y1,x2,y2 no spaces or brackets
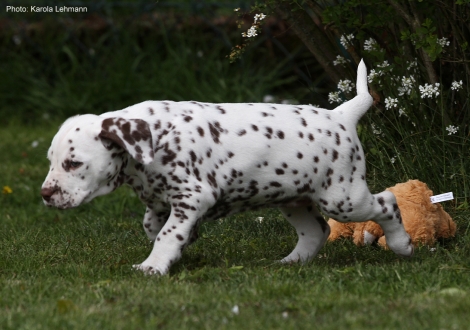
367,69,379,83
328,91,342,104
451,80,463,91
398,108,407,117
446,125,459,135
333,55,349,66
242,26,258,38
438,37,450,47
364,38,381,51
263,95,275,103
31,140,39,148
371,123,382,135
234,8,240,12
231,305,239,315
254,13,266,23
340,34,354,48
390,156,396,164
256,217,264,223
407,60,418,71
385,97,398,110
377,60,390,69
12,35,21,45
337,79,354,93
398,76,415,96
419,83,440,98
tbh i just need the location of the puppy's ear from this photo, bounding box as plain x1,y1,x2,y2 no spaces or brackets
99,117,154,165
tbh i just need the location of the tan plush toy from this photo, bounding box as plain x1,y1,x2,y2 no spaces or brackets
327,180,456,248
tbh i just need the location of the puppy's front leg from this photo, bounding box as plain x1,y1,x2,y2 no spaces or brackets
133,201,204,275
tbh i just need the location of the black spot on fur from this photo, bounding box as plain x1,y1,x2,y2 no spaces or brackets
197,127,204,137
332,150,339,162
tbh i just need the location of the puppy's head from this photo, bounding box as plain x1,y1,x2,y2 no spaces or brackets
41,115,154,209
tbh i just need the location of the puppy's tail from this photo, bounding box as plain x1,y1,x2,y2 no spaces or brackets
332,59,373,124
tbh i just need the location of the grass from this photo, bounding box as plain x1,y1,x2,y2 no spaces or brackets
2,121,470,330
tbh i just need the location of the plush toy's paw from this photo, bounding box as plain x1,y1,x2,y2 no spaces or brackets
363,231,378,245
132,263,164,276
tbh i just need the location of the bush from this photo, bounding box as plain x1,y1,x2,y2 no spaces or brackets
241,0,470,201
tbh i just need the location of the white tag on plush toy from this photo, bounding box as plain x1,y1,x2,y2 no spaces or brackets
430,192,454,203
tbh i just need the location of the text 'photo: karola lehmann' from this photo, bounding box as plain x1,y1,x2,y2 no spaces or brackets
6,5,88,13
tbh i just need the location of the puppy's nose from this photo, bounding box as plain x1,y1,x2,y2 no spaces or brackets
41,187,58,202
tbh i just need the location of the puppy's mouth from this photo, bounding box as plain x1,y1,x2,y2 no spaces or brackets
43,199,75,210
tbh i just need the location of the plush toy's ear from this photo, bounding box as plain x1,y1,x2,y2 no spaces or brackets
99,117,154,165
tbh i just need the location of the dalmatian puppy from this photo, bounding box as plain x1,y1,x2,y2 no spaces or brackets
41,60,413,275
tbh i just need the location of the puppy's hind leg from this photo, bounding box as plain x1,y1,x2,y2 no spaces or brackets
279,205,330,263
370,190,414,257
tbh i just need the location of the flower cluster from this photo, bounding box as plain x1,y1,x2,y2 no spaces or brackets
241,13,266,38
446,125,459,135
364,38,382,52
407,60,418,72
385,97,398,110
367,69,381,83
328,91,342,104
398,76,416,96
451,80,463,91
228,11,267,62
337,79,355,93
377,60,391,69
333,55,349,66
340,34,354,48
371,123,382,136
242,26,258,38
419,83,440,98
438,37,450,48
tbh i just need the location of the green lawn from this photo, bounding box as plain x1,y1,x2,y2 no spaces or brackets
1,123,470,330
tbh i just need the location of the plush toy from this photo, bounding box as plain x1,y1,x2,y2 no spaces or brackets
327,180,456,248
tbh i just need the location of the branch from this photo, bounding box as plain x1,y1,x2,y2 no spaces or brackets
273,1,344,84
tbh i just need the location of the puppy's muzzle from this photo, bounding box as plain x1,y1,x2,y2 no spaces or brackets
41,186,59,203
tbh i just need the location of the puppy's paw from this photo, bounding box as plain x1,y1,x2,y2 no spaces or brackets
132,263,165,276
386,234,414,257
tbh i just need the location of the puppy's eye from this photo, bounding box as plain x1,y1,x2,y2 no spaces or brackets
70,161,83,169
63,160,83,172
